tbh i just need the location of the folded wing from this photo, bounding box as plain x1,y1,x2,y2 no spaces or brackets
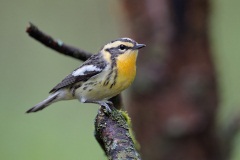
49,54,107,93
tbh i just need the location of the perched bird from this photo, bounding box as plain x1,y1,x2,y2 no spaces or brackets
26,38,145,113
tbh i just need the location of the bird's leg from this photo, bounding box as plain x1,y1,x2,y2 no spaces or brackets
100,101,114,113
84,100,113,113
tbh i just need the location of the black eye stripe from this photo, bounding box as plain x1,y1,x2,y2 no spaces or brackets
105,45,131,51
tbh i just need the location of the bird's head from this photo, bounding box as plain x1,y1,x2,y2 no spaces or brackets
100,37,146,62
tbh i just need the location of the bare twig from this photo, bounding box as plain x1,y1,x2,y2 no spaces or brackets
26,22,92,61
26,23,141,159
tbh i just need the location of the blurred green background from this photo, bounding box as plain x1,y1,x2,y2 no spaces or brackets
212,1,240,159
0,0,239,159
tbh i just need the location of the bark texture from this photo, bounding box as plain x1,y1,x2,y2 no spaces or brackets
95,107,141,160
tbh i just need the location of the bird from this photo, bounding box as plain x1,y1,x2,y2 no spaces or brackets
26,37,146,113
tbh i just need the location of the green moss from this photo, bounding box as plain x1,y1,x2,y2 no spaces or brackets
119,110,141,150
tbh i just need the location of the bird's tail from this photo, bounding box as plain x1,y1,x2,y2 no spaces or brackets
26,92,60,113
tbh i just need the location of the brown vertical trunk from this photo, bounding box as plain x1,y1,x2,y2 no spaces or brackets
120,0,220,159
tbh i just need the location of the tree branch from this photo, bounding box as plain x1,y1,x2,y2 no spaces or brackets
26,23,141,159
95,106,141,160
26,22,92,61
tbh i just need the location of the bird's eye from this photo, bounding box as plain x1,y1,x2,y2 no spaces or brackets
119,44,127,51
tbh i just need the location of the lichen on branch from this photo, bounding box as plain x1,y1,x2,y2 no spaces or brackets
95,106,141,160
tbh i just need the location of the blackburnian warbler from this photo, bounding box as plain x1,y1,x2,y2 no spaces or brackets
26,38,145,113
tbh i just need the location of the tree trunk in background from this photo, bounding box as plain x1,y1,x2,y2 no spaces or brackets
120,0,221,159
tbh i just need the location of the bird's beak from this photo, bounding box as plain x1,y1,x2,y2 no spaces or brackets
134,43,146,49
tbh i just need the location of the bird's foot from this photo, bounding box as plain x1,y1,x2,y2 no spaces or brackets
99,101,113,113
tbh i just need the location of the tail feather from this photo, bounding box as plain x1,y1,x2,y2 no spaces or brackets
26,92,59,113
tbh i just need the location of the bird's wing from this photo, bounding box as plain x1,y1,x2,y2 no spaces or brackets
49,54,107,93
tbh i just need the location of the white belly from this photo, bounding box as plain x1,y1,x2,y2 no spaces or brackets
74,81,120,102
73,69,119,102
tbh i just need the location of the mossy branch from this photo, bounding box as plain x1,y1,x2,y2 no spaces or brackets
95,106,141,160
26,23,141,159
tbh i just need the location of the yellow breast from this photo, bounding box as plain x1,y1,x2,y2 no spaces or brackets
115,50,138,89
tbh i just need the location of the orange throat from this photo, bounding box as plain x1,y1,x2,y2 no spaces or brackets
116,51,138,87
